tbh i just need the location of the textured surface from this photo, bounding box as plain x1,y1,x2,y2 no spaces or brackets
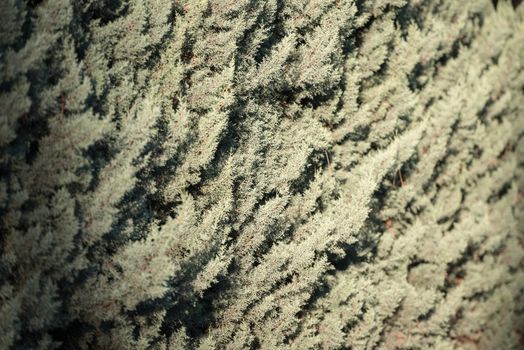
0,0,523,349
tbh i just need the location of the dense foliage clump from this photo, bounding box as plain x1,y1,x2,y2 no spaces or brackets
0,0,523,349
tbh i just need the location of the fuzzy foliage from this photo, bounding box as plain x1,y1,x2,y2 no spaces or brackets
0,0,523,349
